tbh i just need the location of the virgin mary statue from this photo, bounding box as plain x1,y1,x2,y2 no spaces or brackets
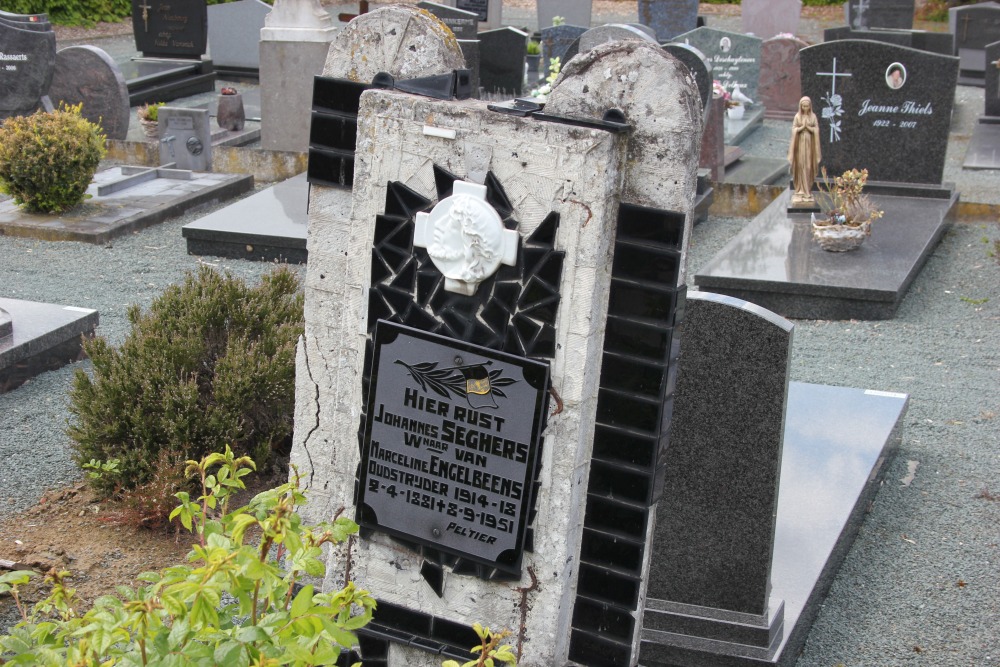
788,96,822,205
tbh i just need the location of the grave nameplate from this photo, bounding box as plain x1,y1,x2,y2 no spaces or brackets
742,0,801,40
418,1,478,40
801,40,958,185
358,322,548,573
986,40,1000,117
950,1,1000,84
675,27,763,100
132,0,208,58
847,0,914,30
638,0,698,42
0,19,56,119
456,0,488,23
158,107,212,171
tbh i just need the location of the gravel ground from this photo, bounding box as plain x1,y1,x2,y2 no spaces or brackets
3,4,999,664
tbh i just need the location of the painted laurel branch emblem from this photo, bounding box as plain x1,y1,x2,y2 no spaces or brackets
395,359,518,410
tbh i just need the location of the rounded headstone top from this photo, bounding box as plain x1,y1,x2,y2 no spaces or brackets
48,45,130,141
324,6,465,82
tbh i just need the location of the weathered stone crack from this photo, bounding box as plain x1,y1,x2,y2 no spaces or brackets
299,333,319,487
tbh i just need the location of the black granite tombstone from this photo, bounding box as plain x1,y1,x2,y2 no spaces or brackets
824,25,954,56
478,26,527,96
663,43,712,112
417,1,478,40
846,0,914,30
986,40,1000,118
0,18,56,120
801,40,958,185
455,0,488,23
132,0,208,58
951,1,1000,86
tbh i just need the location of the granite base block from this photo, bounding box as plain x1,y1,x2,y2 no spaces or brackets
694,188,958,320
641,381,908,666
0,298,99,393
962,117,1000,170
182,172,317,263
0,167,254,245
723,106,766,145
122,58,217,107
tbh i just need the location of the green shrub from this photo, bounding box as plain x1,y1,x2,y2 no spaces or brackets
0,104,106,214
69,265,304,498
0,447,375,666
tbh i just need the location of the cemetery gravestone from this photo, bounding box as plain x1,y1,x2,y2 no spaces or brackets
0,17,56,120
131,0,208,58
950,1,1000,85
479,26,527,96
417,1,478,40
846,0,915,30
674,27,764,101
579,24,658,54
986,40,1000,117
662,42,713,112
293,34,702,667
540,24,588,74
638,0,698,42
47,45,130,140
157,107,212,171
206,0,271,77
259,0,336,152
800,40,958,185
741,0,801,40
760,36,809,120
823,25,955,57
456,0,501,29
537,0,592,35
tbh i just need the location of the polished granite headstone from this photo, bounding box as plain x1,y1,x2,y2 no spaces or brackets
801,40,958,185
950,1,1000,86
206,0,270,76
417,1,478,40
132,0,208,58
479,26,528,96
0,298,99,393
540,24,587,73
823,25,955,56
638,0,698,42
695,188,958,319
963,117,1000,170
985,40,1000,117
663,42,712,112
846,0,914,30
741,0,801,40
182,172,329,263
676,27,763,101
642,292,908,664
0,17,55,120
645,292,791,664
760,36,808,120
47,45,130,140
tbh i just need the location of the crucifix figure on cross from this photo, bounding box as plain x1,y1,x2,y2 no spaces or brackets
817,56,853,142
851,0,870,30
138,0,152,32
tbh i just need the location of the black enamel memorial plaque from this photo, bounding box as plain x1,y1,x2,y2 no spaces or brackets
132,0,208,58
358,321,549,574
456,0,488,23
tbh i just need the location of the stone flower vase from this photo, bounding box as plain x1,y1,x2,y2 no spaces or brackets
217,89,246,132
811,217,871,252
138,116,158,140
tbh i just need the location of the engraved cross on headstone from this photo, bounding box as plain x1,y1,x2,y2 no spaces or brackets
851,0,870,30
959,12,973,41
817,57,853,142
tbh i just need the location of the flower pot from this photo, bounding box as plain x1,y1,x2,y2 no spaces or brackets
812,219,871,252
727,104,745,120
139,117,159,141
217,93,246,132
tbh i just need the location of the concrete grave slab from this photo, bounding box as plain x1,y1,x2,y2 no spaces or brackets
0,298,99,393
695,187,959,320
963,117,1000,170
0,166,253,245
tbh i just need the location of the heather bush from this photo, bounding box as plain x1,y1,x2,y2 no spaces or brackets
69,265,304,497
0,104,106,214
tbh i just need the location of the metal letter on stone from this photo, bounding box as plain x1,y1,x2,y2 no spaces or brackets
414,180,519,296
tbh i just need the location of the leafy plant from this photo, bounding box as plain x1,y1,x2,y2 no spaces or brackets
526,40,541,56
0,446,375,666
442,624,517,667
814,167,884,228
69,265,304,502
0,103,106,214
137,102,164,122
550,15,565,26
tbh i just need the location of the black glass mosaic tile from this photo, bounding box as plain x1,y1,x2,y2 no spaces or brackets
306,148,355,189
595,389,661,435
577,563,641,607
611,242,680,285
606,280,679,322
598,352,665,399
433,164,459,200
568,631,631,667
420,561,445,597
579,528,643,573
592,424,657,469
616,202,685,249
385,181,433,220
603,315,672,361
588,460,652,505
308,76,371,189
572,596,636,642
312,75,369,114
526,212,559,247
583,495,648,538
310,113,358,151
